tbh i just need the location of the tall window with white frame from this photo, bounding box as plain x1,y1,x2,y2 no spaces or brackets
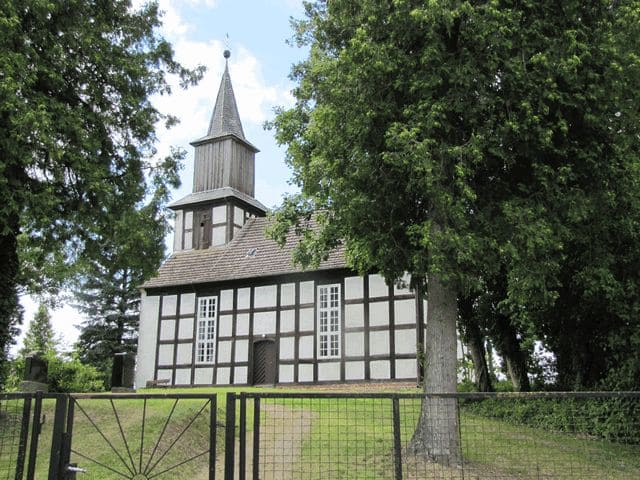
318,284,341,358
196,296,217,363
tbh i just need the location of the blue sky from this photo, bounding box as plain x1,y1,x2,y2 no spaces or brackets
17,0,307,353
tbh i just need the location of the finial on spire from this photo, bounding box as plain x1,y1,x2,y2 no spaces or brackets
223,34,230,60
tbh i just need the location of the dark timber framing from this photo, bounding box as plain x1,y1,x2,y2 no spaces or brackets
147,269,423,386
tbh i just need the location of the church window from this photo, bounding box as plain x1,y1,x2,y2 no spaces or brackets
318,284,340,358
196,296,217,363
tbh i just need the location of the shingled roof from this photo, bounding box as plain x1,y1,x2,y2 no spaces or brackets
141,216,348,289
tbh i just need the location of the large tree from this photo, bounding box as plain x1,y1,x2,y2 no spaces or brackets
73,162,180,385
0,0,202,376
20,303,56,357
270,0,640,462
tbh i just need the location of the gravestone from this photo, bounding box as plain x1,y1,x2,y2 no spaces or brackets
20,351,49,392
111,352,136,392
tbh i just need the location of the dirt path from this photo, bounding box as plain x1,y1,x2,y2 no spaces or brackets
213,403,316,480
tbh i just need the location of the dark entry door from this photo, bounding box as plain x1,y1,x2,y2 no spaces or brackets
252,340,276,385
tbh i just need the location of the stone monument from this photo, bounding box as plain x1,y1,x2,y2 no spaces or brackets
111,352,136,392
20,351,49,392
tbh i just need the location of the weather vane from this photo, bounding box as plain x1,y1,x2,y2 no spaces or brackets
223,33,230,60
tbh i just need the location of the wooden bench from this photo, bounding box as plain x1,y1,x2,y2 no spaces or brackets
145,379,170,388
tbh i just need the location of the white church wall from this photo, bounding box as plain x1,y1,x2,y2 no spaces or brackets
344,276,363,300
370,330,390,356
157,369,172,383
254,285,277,308
173,210,183,252
141,272,425,387
281,283,295,306
395,359,417,379
218,315,233,337
217,367,230,384
345,303,364,328
279,309,295,332
318,362,340,381
279,337,294,360
369,301,389,327
158,344,173,366
159,320,175,341
253,311,276,335
175,368,190,385
161,295,177,316
135,292,159,388
235,339,248,362
236,313,249,335
368,274,388,298
345,361,365,380
217,341,232,363
298,363,314,382
237,288,250,309
178,318,194,340
299,308,314,332
345,332,364,357
220,289,234,310
394,329,416,355
370,360,391,379
299,281,314,304
279,364,294,383
180,293,195,315
234,366,247,384
194,368,213,384
394,299,416,325
298,335,314,359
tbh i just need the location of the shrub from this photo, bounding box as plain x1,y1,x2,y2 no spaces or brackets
3,353,105,393
47,354,105,393
461,395,638,444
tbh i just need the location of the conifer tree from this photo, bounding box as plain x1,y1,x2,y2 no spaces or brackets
20,304,56,357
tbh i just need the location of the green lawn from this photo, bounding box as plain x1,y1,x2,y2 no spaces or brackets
1,387,638,479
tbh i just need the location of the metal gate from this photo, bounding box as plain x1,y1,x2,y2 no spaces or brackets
0,392,219,480
0,392,68,480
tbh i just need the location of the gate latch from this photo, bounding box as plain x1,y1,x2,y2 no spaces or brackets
66,464,87,473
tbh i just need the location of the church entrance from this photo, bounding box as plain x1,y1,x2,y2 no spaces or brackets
252,340,276,385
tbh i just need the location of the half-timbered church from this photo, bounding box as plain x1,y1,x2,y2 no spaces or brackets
135,51,427,387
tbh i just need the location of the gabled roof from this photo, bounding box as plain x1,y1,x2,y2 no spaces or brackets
167,186,267,212
140,217,347,289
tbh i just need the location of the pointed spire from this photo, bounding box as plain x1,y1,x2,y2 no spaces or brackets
207,49,245,140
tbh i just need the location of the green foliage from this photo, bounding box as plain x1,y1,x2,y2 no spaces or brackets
19,303,56,357
462,396,639,444
47,353,104,393
0,0,203,369
271,0,640,391
4,352,104,393
73,149,185,386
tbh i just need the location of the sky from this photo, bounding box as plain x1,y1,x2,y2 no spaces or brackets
15,0,308,355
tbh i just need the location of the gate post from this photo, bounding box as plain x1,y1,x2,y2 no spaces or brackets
48,394,68,480
224,392,236,480
15,396,32,480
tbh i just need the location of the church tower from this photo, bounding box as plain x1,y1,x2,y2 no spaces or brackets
168,50,267,252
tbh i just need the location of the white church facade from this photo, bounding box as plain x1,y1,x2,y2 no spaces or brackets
135,51,427,388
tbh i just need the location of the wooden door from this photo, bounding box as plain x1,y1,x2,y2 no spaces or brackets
252,340,276,385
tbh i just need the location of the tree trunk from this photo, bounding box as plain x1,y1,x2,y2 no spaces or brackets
0,211,22,385
409,273,461,465
458,295,493,392
492,314,530,391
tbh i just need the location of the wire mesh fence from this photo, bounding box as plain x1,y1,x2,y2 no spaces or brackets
0,394,32,480
234,391,640,480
